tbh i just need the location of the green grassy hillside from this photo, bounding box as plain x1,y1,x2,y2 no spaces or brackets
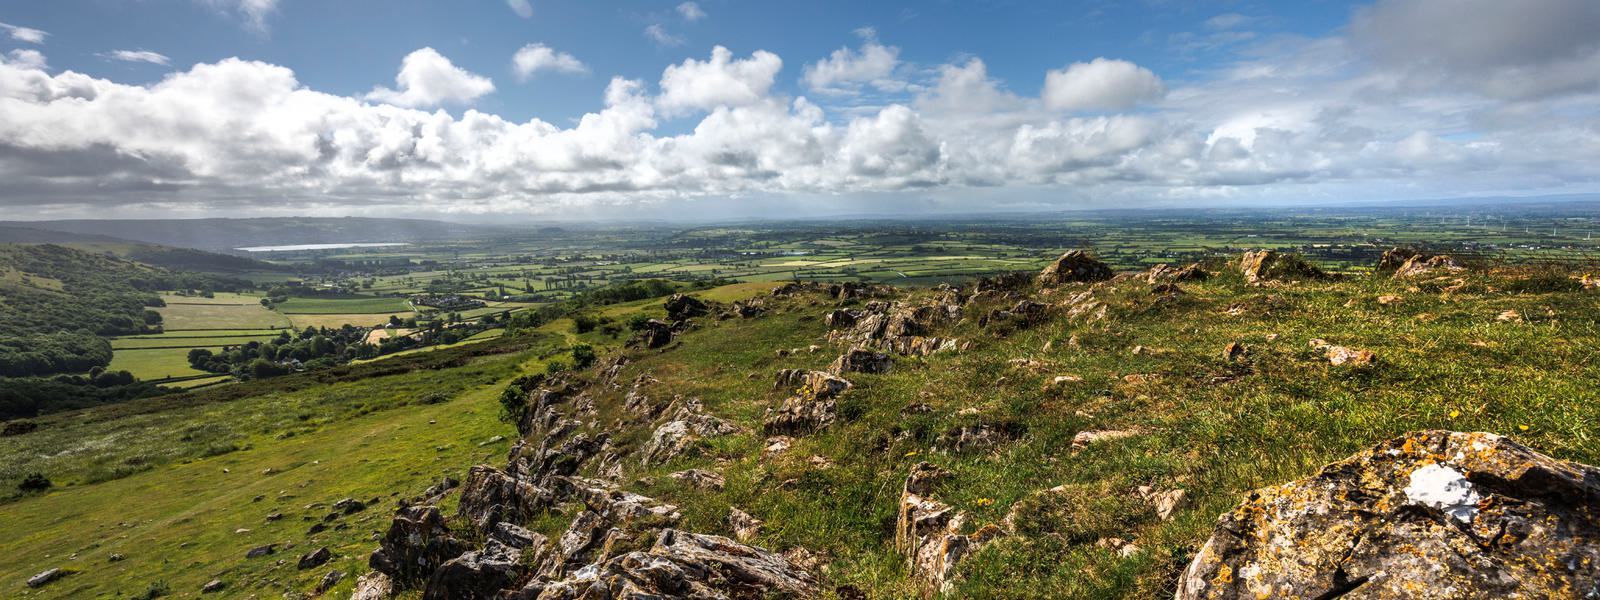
3,262,1597,598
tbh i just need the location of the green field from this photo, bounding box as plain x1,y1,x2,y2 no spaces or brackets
273,296,412,314
156,300,291,331
107,347,220,381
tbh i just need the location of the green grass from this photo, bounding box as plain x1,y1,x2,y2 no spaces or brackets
274,296,413,314
521,267,1600,599
155,302,291,330
0,338,559,599
108,347,220,380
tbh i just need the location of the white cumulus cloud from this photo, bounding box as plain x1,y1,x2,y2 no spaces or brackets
200,0,278,32
366,47,495,108
658,46,782,115
512,44,587,80
1042,58,1165,111
803,39,902,95
4,49,47,70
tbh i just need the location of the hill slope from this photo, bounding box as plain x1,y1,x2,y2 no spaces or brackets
4,256,1598,598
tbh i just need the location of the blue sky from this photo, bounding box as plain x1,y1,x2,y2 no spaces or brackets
1,0,1598,219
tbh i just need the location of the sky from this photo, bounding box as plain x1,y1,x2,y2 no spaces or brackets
1,0,1598,221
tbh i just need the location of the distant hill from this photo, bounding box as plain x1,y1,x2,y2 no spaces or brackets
2,217,509,251
0,225,288,274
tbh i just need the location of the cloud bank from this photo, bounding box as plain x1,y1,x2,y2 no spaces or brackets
0,0,1598,217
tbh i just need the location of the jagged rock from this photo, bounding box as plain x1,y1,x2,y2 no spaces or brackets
1375,247,1421,274
315,570,344,595
641,405,740,465
27,568,63,588
1070,429,1139,450
1177,430,1600,600
733,300,764,318
491,521,546,550
895,463,1001,595
535,530,817,599
350,571,393,600
825,308,859,329
670,469,726,491
729,507,764,543
200,578,225,593
1148,262,1209,284
298,546,332,570
623,375,665,419
1382,248,1465,279
458,465,552,532
773,369,853,400
762,395,837,435
664,294,709,321
419,477,460,502
1038,250,1114,286
369,505,467,583
1308,338,1377,366
829,348,892,375
1238,250,1325,285
631,319,675,349
424,539,524,600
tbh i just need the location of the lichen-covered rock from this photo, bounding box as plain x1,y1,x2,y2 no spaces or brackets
1308,338,1377,367
369,505,468,584
729,507,764,543
1177,430,1600,600
457,465,552,532
670,468,725,491
640,404,740,465
829,348,892,375
1389,251,1466,279
536,530,817,599
773,369,852,401
1038,250,1114,286
423,539,524,600
350,571,393,600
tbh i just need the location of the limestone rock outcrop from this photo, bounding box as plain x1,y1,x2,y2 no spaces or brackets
1177,430,1600,600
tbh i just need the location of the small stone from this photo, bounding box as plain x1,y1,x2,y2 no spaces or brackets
730,507,765,543
478,435,506,447
297,546,331,570
107,553,124,562
201,578,225,593
315,570,344,594
26,568,63,588
245,543,276,558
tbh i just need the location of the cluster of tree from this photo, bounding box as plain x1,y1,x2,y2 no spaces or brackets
186,325,374,379
0,245,248,377
504,279,711,336
0,368,167,420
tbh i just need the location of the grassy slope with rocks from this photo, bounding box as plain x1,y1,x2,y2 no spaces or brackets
485,256,1598,598
0,282,777,599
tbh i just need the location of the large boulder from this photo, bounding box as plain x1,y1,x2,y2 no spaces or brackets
1395,253,1466,279
1238,250,1325,285
1177,430,1600,600
457,465,553,532
423,539,525,600
664,294,709,321
773,369,852,400
1038,250,1114,286
369,505,468,584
